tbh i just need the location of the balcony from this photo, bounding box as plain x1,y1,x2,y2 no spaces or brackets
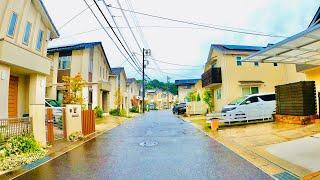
99,81,111,92
201,67,222,87
0,38,51,75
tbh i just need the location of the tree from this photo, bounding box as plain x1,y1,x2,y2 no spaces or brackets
62,74,84,105
203,89,214,112
114,89,123,110
196,92,201,102
186,91,197,102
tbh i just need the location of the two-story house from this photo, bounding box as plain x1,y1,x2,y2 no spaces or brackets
175,79,200,103
110,67,128,111
0,0,59,144
127,78,141,109
202,44,306,112
47,42,112,112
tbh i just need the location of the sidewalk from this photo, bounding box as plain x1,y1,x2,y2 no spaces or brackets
181,115,320,179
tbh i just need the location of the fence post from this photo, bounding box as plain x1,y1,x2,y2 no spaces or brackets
47,109,54,145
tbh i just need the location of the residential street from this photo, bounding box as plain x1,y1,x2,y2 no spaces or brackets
16,111,270,180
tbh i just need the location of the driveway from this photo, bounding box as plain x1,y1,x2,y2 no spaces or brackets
16,110,270,180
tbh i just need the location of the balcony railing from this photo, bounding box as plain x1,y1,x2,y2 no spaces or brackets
201,67,222,87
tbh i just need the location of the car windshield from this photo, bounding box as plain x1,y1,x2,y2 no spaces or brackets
229,96,248,105
46,99,60,107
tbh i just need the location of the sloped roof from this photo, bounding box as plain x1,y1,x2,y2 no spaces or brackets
111,67,125,75
309,6,320,28
48,42,101,52
48,42,111,71
175,79,200,86
38,0,59,39
207,44,265,61
127,78,136,84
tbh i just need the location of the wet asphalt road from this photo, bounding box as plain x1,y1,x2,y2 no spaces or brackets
16,110,270,180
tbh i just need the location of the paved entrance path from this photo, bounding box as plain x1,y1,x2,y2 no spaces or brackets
16,111,270,180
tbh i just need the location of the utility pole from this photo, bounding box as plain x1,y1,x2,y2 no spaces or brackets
142,48,145,113
142,48,151,113
166,76,170,109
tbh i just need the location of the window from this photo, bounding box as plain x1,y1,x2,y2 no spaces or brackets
236,56,242,66
89,48,94,73
22,22,32,44
7,12,18,37
242,86,259,96
58,56,71,69
216,88,221,100
57,90,64,104
36,30,44,51
259,94,276,101
100,67,102,77
185,85,192,89
251,87,259,94
254,62,259,67
273,63,278,67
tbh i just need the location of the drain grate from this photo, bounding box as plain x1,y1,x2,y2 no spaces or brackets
139,141,158,147
273,171,299,180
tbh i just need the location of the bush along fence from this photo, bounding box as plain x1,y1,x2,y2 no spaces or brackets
0,117,33,142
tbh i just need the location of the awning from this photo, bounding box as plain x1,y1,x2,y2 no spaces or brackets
238,80,264,86
243,24,320,65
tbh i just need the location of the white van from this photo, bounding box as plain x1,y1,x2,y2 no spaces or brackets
221,93,276,122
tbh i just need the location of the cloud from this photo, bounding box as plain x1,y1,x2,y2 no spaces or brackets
43,0,319,81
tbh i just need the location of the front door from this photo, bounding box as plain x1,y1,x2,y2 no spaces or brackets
8,76,18,118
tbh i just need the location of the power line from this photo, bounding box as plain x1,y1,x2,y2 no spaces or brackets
101,0,142,68
134,53,203,67
116,0,143,51
107,5,287,38
58,3,94,30
83,0,142,75
148,67,202,71
93,0,143,72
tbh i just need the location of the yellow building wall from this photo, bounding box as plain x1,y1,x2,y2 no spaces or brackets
205,50,306,112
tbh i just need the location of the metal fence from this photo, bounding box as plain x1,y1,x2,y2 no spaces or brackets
0,117,33,139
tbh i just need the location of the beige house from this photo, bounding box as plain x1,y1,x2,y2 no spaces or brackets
127,78,141,109
146,89,174,109
109,67,129,111
0,0,59,144
202,44,306,112
175,79,200,103
46,42,112,112
244,6,320,114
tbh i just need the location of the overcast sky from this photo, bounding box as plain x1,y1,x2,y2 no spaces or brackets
43,0,319,82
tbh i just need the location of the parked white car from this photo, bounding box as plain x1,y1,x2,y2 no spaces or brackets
220,93,276,122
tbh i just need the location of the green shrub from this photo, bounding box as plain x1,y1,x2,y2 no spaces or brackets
94,106,104,118
0,133,4,145
129,107,139,113
1,135,43,156
109,109,120,116
0,135,46,171
120,109,127,117
68,132,84,142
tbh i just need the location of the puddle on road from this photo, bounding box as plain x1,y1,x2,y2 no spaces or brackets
139,141,158,147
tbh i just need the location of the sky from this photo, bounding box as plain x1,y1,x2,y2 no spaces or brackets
43,0,319,82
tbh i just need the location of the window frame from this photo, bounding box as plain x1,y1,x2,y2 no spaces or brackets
216,88,222,100
7,12,18,38
36,30,44,51
58,56,71,70
236,56,242,66
22,21,32,45
254,62,259,67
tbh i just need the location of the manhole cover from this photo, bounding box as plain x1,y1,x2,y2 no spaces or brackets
139,141,158,147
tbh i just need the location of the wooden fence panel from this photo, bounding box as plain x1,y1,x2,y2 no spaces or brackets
46,108,54,145
82,110,95,136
